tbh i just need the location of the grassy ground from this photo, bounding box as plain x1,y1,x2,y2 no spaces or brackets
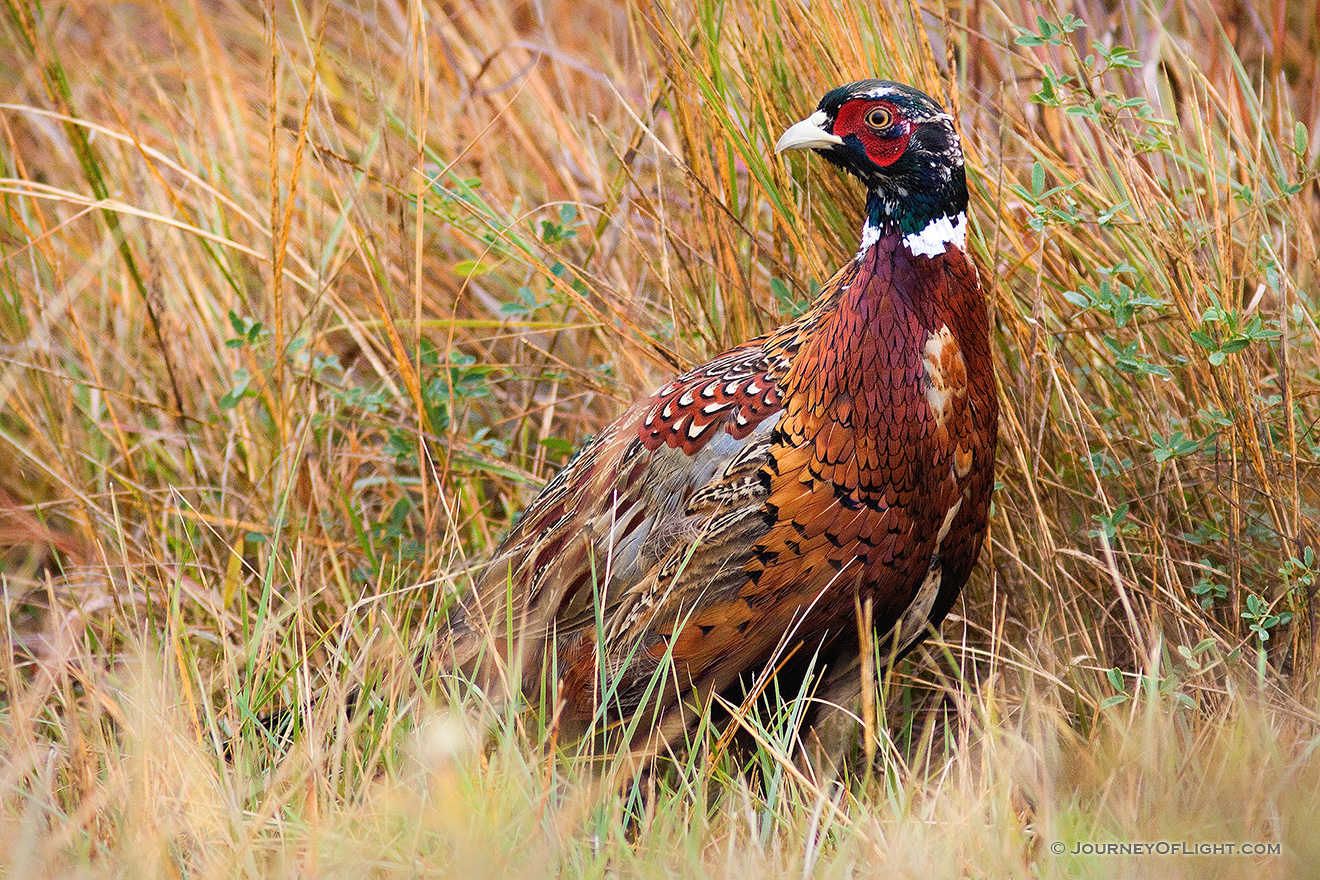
2,0,1319,875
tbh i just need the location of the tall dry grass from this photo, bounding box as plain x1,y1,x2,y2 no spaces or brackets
1,0,1319,875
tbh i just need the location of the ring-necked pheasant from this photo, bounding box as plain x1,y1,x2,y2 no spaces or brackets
451,80,998,761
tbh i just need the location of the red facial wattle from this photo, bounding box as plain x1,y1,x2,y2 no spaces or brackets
832,99,913,167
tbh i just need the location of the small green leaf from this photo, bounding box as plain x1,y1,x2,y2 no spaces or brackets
1062,290,1091,309
540,437,576,459
1097,202,1129,225
454,259,490,276
1104,45,1141,70
1058,13,1085,32
1294,121,1309,157
1099,694,1129,710
219,369,251,410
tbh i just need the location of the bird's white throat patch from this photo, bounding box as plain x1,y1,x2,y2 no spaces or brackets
857,211,968,259
902,212,967,258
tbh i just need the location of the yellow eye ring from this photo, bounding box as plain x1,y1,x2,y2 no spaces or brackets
865,106,893,130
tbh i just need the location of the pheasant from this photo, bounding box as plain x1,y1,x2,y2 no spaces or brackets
451,80,998,760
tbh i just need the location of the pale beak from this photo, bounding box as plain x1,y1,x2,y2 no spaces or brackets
774,110,844,154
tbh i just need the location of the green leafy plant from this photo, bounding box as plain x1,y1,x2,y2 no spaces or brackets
1242,592,1293,643
1063,276,1165,328
1190,303,1282,367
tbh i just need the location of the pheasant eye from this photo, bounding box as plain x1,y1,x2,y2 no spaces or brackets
865,106,893,130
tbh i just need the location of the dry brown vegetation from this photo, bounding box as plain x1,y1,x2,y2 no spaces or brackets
2,0,1319,876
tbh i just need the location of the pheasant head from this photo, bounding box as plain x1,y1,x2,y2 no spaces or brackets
775,80,968,257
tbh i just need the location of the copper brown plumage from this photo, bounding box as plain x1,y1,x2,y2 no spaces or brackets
450,80,999,760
